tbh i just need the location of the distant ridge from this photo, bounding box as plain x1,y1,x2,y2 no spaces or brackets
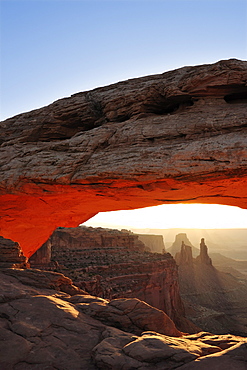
131,228,247,260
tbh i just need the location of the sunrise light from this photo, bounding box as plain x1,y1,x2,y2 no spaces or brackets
83,204,247,230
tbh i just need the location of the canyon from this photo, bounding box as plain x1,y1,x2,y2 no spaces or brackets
0,59,247,368
1,229,247,368
175,237,247,336
30,226,194,333
30,225,247,337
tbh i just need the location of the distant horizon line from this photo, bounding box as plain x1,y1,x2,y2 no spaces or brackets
82,223,247,231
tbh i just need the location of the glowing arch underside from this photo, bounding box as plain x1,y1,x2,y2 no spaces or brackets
0,59,246,257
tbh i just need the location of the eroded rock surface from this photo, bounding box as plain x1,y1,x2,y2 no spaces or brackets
30,226,148,262
1,268,247,370
0,236,29,269
0,59,247,256
94,331,247,370
30,226,192,332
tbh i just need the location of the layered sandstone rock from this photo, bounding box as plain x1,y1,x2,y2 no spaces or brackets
30,226,193,332
70,295,181,337
2,267,83,296
75,258,190,331
94,331,247,370
1,267,247,369
29,226,148,267
0,236,29,269
0,59,247,257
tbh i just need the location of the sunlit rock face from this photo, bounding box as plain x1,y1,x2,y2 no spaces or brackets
1,267,247,369
0,59,247,257
30,226,193,332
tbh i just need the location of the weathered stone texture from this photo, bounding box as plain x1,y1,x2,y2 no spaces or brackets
1,267,247,369
0,59,246,256
0,236,29,268
30,226,193,332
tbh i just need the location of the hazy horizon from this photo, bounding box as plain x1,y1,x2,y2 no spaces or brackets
81,222,247,260
82,203,247,260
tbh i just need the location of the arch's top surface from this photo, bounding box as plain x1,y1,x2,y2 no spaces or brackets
0,59,247,256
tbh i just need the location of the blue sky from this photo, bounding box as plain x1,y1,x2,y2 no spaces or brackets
1,0,247,229
1,0,246,120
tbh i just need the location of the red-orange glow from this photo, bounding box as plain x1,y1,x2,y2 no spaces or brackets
1,175,247,257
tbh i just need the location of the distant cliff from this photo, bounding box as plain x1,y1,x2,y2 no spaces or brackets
167,233,199,257
30,226,148,268
137,233,165,253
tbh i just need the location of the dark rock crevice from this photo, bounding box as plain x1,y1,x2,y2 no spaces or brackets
143,94,194,116
224,90,247,104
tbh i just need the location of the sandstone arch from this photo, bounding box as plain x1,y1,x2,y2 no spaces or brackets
0,59,247,257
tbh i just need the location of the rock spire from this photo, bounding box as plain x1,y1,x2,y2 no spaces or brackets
175,241,193,266
196,238,212,265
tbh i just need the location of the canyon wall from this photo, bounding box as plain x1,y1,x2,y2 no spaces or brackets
30,226,148,268
137,233,165,253
30,226,194,332
0,59,246,257
30,226,147,260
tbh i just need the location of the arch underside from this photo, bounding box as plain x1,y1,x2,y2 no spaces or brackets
0,59,246,257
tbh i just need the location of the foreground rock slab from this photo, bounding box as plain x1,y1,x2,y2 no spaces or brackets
94,331,247,370
0,59,247,256
0,268,247,369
